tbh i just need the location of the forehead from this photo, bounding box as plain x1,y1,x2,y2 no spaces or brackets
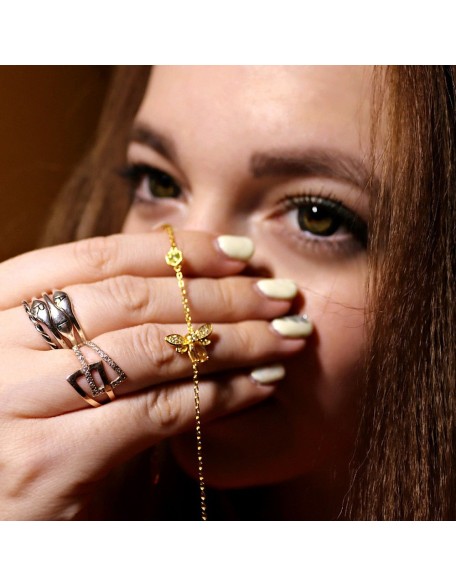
138,66,372,136
137,66,372,167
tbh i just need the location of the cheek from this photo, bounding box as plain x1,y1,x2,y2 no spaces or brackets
276,288,365,478
310,302,365,418
254,234,367,418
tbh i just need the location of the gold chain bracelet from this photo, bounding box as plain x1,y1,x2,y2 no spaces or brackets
163,224,212,521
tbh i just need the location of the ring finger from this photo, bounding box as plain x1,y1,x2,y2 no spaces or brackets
6,319,309,417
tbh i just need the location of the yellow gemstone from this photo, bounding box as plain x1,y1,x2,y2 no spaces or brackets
189,344,209,363
165,247,183,267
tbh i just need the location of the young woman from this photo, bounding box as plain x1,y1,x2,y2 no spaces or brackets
0,66,453,520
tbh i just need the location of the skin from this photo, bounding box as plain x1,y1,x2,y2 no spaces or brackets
0,66,373,520
123,66,373,517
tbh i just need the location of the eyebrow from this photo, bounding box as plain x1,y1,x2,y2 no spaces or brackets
250,150,378,195
130,123,377,196
130,123,180,166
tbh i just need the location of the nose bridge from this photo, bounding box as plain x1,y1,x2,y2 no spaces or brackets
182,183,276,279
183,187,246,235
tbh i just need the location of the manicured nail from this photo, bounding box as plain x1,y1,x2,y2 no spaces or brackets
271,315,313,338
257,279,298,300
251,363,286,384
216,235,254,261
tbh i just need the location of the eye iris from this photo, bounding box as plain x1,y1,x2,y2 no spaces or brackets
298,203,341,236
148,171,180,198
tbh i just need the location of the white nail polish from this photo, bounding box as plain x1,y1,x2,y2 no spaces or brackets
271,315,313,338
216,235,254,261
251,363,286,384
257,279,298,300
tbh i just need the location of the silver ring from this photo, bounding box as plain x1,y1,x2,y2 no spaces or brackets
24,290,87,349
23,290,126,408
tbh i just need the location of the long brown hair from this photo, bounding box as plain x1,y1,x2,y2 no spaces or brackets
41,66,150,246
43,66,456,520
346,66,456,519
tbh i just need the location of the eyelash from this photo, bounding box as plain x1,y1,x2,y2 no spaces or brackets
279,192,368,249
120,163,368,254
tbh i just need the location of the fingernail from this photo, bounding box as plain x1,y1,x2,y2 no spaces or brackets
251,363,286,384
257,278,298,300
271,315,313,338
216,235,254,261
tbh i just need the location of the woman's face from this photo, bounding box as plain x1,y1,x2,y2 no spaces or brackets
123,66,373,488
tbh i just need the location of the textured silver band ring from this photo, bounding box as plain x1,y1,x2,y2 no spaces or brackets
23,290,86,349
23,290,126,407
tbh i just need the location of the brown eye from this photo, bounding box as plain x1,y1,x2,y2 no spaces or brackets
147,169,181,199
120,164,182,202
286,194,368,247
298,202,342,236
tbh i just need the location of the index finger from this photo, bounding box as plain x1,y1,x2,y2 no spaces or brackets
0,230,254,309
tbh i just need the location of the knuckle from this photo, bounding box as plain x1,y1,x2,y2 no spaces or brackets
134,324,175,371
143,386,182,431
212,281,236,320
105,275,150,318
234,324,256,359
74,235,117,276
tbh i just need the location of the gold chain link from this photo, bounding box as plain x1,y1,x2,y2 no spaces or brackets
163,224,208,521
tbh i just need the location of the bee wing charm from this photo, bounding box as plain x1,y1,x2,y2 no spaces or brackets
195,323,212,346
165,333,189,354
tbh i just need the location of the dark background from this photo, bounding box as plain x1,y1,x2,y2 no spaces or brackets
0,66,113,261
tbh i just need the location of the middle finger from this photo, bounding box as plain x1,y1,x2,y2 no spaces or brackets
6,275,298,350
